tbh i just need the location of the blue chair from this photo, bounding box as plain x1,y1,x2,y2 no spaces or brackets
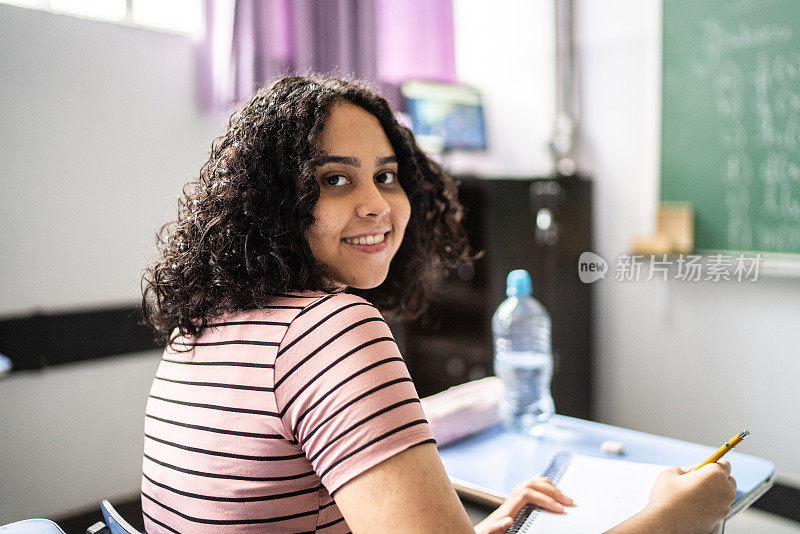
0,519,66,533
0,353,12,378
1,501,140,534
86,501,142,534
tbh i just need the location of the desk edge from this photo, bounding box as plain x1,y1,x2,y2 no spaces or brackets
729,470,776,517
451,477,505,507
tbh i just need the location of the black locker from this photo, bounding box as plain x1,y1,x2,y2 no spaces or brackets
399,175,594,420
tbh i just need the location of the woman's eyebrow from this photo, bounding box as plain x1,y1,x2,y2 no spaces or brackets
376,155,397,166
315,155,397,167
316,155,361,167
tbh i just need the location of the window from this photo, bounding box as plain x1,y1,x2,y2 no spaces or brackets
50,0,126,22
2,0,41,6
1,0,203,35
132,0,202,35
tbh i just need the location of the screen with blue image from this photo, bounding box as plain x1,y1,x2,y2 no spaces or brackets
401,81,487,152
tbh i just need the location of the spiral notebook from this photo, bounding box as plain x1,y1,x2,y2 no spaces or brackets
506,452,670,534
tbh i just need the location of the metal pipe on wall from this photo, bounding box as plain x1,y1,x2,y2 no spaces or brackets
551,0,578,177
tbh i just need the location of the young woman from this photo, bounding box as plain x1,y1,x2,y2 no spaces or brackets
140,76,736,534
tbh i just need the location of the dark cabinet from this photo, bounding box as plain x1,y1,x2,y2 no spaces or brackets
398,175,594,420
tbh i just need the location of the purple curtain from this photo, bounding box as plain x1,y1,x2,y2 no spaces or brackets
374,0,456,84
198,0,455,110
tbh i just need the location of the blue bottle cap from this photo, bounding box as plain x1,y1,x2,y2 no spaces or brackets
506,269,532,296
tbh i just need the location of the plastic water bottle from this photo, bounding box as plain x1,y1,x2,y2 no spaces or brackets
492,269,554,433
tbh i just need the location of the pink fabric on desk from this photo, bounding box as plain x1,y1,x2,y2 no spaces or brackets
421,377,503,446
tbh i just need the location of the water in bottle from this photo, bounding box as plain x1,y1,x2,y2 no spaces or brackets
492,269,554,433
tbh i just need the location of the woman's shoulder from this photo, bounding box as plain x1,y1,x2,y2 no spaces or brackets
289,291,379,323
272,292,390,370
221,291,376,323
278,292,384,340
309,291,374,308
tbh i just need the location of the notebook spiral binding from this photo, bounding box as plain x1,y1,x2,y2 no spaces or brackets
504,451,573,534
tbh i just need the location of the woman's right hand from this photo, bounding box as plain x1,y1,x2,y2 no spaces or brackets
611,460,737,534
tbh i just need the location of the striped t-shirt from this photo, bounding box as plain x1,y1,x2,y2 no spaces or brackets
141,292,435,533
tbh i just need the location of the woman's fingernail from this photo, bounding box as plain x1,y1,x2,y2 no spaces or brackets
554,503,565,512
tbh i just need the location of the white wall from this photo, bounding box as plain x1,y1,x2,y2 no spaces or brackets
452,0,556,177
574,0,800,485
0,5,226,316
0,351,162,521
0,4,228,523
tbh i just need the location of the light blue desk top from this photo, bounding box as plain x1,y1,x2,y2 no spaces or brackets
439,415,774,517
0,519,66,533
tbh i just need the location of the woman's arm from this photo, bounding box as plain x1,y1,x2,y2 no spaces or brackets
334,442,572,534
337,447,735,534
334,442,474,533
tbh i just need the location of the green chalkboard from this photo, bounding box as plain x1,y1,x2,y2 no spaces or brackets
661,0,800,254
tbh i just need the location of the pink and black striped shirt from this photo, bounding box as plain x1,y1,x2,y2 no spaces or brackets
141,292,435,533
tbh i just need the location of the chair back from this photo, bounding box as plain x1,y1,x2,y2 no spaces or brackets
99,501,142,534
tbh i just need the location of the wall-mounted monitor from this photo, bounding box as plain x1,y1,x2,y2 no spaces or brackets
400,80,487,153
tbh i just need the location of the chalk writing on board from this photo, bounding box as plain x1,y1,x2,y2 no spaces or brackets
697,18,800,253
694,20,792,77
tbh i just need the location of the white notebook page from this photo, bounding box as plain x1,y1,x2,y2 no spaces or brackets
528,454,670,533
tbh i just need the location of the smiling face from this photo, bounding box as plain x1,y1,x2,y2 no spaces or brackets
305,101,411,290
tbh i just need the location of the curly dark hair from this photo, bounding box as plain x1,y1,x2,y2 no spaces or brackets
141,75,476,347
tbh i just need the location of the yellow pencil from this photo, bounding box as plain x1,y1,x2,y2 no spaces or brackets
693,430,750,471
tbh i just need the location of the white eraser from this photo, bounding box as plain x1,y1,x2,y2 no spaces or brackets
601,440,624,455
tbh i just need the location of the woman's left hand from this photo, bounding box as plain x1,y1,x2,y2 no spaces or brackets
473,476,574,534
